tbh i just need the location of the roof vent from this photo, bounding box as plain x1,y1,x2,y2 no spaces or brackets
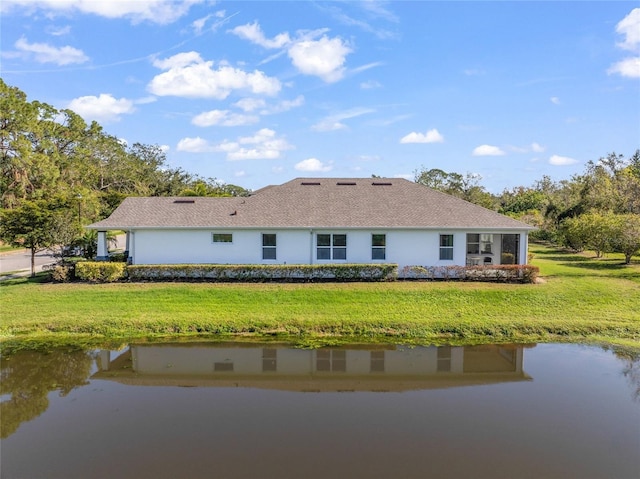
337,181,357,186
301,181,321,186
372,182,392,186
173,199,195,203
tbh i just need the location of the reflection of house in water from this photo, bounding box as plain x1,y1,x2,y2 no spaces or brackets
94,343,531,392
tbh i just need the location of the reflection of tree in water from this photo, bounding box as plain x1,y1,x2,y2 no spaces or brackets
614,349,640,402
0,349,92,438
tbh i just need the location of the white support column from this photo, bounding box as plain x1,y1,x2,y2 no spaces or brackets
124,231,131,263
520,232,529,264
99,350,111,371
96,231,109,261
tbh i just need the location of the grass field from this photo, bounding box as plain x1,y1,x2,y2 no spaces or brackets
0,244,638,351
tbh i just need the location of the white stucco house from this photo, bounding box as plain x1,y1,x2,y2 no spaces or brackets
87,177,534,270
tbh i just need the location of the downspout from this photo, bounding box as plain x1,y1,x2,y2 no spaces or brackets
309,229,314,265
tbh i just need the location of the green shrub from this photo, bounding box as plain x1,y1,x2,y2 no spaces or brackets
399,264,539,283
51,265,72,282
127,263,398,282
76,261,126,282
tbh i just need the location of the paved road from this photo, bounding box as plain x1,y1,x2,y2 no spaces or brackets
0,249,56,275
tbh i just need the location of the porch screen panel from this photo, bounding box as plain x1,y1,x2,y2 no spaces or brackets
501,234,520,264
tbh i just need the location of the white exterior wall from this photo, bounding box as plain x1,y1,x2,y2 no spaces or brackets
130,228,529,268
132,229,311,265
130,345,468,376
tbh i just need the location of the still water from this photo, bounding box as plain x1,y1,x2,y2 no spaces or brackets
1,342,639,479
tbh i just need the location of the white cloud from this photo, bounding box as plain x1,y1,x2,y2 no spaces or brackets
531,142,545,153
160,145,170,153
400,129,444,144
508,142,546,154
472,145,506,156
235,95,305,115
177,137,215,153
230,21,291,49
464,69,485,76
234,170,246,178
14,37,88,65
549,155,578,166
67,94,135,123
192,110,259,127
288,35,352,83
148,52,281,99
312,107,375,132
134,96,157,105
615,8,640,52
267,95,305,114
607,57,640,78
46,25,71,36
608,9,640,78
192,14,214,34
230,22,353,83
550,96,560,104
360,80,381,89
2,0,203,25
295,158,333,172
234,98,267,112
200,128,294,161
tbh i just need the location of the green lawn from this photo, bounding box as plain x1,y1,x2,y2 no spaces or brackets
1,244,638,351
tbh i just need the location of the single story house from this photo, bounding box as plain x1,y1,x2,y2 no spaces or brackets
87,177,535,270
92,343,529,392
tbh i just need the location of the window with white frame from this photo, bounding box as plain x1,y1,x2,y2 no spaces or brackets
467,234,493,255
372,234,386,260
439,234,454,260
262,234,276,260
213,233,233,243
316,234,347,260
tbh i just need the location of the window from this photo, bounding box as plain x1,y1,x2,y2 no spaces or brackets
370,351,385,373
262,349,277,372
439,234,454,260
213,233,233,243
372,234,386,260
437,347,451,372
316,349,346,372
316,234,347,260
262,234,276,260
214,362,234,372
467,234,493,255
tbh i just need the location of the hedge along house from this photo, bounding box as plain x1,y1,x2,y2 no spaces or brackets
87,178,535,272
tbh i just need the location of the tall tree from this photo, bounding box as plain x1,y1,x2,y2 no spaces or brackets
0,199,79,276
414,167,496,209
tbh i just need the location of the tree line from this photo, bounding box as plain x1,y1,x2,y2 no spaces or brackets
0,79,248,274
1,78,639,271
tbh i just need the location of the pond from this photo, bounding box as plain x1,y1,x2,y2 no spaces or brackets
1,342,638,479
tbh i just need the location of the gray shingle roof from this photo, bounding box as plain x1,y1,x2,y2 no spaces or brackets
87,178,534,230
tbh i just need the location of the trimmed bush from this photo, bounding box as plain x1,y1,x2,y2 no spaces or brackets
127,263,398,282
51,265,72,282
399,264,539,283
76,261,126,283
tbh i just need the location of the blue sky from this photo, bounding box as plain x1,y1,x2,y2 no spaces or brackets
2,1,639,193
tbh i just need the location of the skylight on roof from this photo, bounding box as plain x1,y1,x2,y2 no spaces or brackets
173,199,195,204
372,182,392,186
337,181,357,186
301,181,321,186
